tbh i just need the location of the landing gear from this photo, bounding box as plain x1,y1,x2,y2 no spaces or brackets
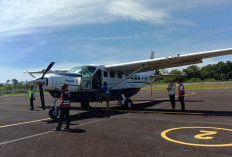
49,106,59,119
81,101,91,109
124,98,133,109
49,97,59,119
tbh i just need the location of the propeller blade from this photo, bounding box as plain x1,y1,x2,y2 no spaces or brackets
41,62,55,78
39,85,46,110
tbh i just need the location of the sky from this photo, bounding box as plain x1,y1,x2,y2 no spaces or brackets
0,0,232,83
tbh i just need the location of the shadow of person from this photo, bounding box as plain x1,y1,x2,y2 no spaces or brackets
68,128,86,133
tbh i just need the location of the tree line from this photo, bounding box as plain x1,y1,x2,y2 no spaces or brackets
0,80,38,96
156,61,232,83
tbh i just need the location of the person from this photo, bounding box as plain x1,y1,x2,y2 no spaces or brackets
27,86,35,110
178,79,185,111
53,84,71,131
167,80,176,110
100,82,110,118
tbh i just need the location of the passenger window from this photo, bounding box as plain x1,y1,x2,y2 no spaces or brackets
125,74,129,79
110,71,115,78
138,75,140,80
118,73,122,79
104,71,108,77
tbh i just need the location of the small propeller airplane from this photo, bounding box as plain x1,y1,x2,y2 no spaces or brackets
25,48,232,119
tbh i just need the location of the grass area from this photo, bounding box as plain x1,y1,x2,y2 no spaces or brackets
143,81,232,90
0,91,48,97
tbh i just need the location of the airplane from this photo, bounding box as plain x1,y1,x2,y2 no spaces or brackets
25,48,232,119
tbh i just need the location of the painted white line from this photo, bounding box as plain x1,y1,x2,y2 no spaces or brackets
0,116,119,146
0,131,53,146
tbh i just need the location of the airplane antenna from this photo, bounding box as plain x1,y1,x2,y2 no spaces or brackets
150,50,154,59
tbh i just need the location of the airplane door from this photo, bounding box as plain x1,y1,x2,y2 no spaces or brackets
80,67,92,90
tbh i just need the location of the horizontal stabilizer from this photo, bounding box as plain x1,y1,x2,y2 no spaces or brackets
24,69,69,77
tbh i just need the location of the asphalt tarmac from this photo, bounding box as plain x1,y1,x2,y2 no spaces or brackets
0,89,232,157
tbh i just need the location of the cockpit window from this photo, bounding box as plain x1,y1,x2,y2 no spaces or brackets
67,66,96,76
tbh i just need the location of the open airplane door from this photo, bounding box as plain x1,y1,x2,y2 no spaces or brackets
80,67,92,90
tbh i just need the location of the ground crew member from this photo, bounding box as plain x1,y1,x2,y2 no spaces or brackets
27,86,35,110
178,79,185,111
167,80,176,110
54,84,71,131
100,82,110,118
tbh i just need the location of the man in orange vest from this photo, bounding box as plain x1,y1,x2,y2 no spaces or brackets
178,79,185,111
53,84,71,131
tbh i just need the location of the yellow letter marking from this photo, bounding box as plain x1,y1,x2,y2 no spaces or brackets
194,130,217,140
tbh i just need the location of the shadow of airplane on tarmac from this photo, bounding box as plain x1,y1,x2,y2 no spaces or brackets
41,98,232,127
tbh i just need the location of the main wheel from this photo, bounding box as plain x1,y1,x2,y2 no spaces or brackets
124,99,133,109
49,107,59,119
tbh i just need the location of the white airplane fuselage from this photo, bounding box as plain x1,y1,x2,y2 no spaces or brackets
32,65,155,102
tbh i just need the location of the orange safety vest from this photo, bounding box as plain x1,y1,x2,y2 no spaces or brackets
60,88,71,107
178,83,185,96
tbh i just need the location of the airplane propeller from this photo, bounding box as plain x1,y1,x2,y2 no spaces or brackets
28,62,55,110
39,62,55,110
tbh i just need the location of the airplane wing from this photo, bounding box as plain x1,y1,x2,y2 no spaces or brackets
105,48,232,73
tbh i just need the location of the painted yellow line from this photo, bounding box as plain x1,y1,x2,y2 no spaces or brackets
161,127,232,147
0,118,51,129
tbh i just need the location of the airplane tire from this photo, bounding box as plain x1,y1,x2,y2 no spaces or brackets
81,101,91,110
124,99,133,109
49,107,59,119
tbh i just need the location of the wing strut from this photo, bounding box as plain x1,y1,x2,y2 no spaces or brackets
110,64,145,89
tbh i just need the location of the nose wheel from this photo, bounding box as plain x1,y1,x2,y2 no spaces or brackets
49,97,59,119
49,107,59,119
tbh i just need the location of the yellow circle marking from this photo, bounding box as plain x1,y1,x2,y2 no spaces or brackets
161,127,232,147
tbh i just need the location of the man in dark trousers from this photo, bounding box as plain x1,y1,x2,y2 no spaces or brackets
178,79,185,111
167,80,176,110
53,84,71,131
27,86,35,110
100,82,110,118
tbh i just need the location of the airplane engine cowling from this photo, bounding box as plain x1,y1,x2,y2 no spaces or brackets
44,74,54,90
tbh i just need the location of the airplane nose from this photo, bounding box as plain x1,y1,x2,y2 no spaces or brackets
30,78,46,84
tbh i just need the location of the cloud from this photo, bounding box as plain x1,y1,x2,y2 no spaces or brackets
2,0,230,38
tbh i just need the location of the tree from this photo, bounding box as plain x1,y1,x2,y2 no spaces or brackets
183,65,200,80
11,79,19,86
154,70,162,75
169,69,182,75
6,80,10,84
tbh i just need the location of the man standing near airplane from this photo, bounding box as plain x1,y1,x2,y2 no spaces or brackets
28,86,35,110
53,84,71,131
100,82,111,118
178,79,185,111
167,80,176,110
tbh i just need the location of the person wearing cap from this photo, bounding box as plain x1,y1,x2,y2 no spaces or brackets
54,84,71,131
167,80,176,110
27,86,35,110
